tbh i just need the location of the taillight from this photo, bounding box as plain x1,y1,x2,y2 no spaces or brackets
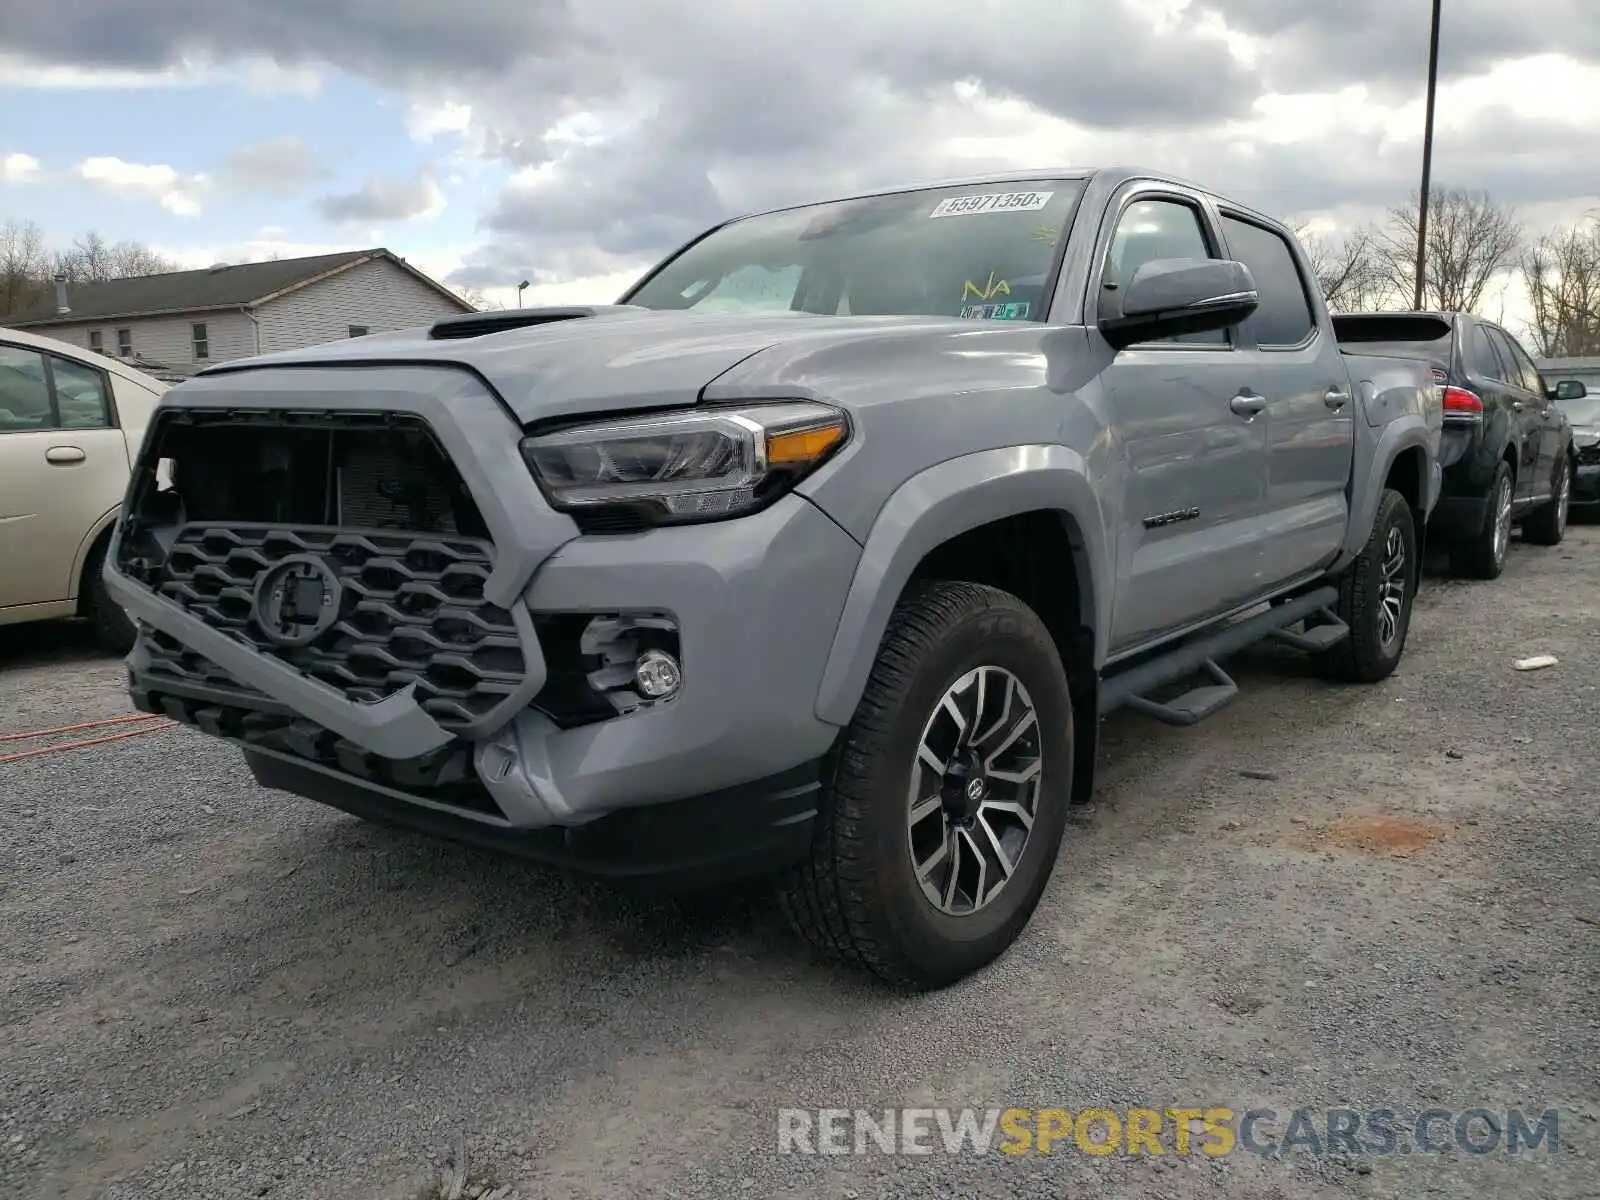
1442,386,1483,415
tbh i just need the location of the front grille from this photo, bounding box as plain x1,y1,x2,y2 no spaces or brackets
152,525,527,732
132,676,503,817
1580,444,1600,467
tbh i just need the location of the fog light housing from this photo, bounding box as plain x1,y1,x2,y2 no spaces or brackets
634,649,682,699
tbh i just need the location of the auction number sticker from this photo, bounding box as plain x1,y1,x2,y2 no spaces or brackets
929,190,1055,218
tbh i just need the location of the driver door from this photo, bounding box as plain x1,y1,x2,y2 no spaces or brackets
1093,188,1271,655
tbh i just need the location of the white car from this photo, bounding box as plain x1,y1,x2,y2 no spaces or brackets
0,325,167,653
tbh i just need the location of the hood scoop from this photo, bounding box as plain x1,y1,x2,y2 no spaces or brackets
428,304,647,340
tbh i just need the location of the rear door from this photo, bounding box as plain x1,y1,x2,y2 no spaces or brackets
1483,324,1546,503
1499,329,1564,492
0,341,129,610
1214,210,1354,584
1089,185,1271,654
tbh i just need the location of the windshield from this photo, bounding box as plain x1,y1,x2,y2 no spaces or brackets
622,179,1086,322
1557,393,1600,426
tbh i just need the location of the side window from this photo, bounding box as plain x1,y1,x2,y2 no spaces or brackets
1486,327,1535,392
49,355,113,429
1502,332,1545,395
1466,323,1504,380
0,344,54,432
1220,215,1316,346
1105,198,1222,345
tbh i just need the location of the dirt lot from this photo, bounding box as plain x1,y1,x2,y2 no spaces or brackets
2,526,1597,1200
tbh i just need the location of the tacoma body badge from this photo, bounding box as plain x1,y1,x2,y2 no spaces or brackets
252,554,343,647
1142,507,1202,530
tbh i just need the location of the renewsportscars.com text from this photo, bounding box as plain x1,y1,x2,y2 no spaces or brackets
776,1106,1560,1158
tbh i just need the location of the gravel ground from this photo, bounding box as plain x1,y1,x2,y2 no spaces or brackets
2,525,1597,1200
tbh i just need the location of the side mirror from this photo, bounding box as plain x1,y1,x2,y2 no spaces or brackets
1099,258,1258,349
1552,378,1588,401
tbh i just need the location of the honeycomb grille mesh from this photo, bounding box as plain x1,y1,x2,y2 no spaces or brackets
147,525,527,732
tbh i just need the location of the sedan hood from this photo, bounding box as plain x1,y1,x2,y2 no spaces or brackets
195,305,969,425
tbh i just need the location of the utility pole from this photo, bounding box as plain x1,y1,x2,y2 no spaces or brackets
1413,0,1443,310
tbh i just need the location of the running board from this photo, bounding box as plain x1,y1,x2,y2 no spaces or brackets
1123,660,1238,727
1266,607,1350,652
1099,585,1341,725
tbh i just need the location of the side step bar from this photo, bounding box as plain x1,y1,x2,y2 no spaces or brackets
1099,587,1345,727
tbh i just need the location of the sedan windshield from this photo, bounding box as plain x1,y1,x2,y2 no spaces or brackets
622,180,1086,322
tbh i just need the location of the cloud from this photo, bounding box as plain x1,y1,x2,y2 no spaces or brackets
7,0,1600,335
1,152,42,184
218,136,328,196
316,167,446,222
74,156,206,215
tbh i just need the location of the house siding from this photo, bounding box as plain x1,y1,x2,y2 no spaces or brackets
31,312,256,377
256,258,467,354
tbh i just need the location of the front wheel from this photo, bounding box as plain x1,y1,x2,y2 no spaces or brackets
777,581,1073,989
1314,487,1417,683
1522,456,1572,546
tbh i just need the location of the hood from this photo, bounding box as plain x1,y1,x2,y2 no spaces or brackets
1572,424,1600,447
194,305,970,425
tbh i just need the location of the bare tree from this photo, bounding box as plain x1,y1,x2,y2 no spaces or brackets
54,230,178,283
0,219,51,318
1293,224,1388,312
1521,215,1600,358
1373,188,1522,313
453,284,505,311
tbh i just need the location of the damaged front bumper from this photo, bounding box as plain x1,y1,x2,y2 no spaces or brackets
104,363,859,881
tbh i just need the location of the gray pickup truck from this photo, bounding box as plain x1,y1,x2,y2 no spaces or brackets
105,167,1441,988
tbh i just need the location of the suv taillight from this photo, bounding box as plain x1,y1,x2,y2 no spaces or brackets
1442,385,1483,415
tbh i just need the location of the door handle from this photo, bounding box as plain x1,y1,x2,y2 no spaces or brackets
45,445,86,465
1511,400,1525,412
1324,387,1350,410
1229,393,1267,418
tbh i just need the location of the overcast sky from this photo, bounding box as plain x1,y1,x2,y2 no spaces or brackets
0,0,1596,326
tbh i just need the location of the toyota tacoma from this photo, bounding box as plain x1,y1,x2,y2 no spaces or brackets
105,167,1443,988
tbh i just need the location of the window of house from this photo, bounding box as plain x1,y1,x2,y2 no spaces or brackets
116,328,132,357
88,330,104,354
49,355,112,429
0,344,53,432
1220,214,1316,346
192,322,210,361
348,324,370,338
1103,197,1224,345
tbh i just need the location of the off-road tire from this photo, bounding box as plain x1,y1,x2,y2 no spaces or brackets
1522,454,1572,546
1449,461,1514,579
776,581,1073,990
1314,487,1417,683
81,536,136,656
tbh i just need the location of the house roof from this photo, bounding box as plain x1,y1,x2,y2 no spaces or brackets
9,248,474,327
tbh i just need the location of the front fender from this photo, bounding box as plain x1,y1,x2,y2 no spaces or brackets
812,444,1109,727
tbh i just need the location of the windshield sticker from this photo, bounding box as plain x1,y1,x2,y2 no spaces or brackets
929,190,1055,219
960,301,1032,320
962,272,1011,302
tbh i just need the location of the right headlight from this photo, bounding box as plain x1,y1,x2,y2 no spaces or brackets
519,401,849,525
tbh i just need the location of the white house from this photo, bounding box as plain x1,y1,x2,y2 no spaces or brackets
8,248,474,381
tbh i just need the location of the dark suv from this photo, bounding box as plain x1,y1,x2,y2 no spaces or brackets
1333,312,1574,578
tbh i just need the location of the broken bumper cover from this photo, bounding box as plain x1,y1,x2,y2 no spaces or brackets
104,364,860,867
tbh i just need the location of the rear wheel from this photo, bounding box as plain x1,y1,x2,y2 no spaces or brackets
81,536,136,656
1522,455,1571,546
1449,461,1514,580
777,581,1073,989
1315,487,1416,683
